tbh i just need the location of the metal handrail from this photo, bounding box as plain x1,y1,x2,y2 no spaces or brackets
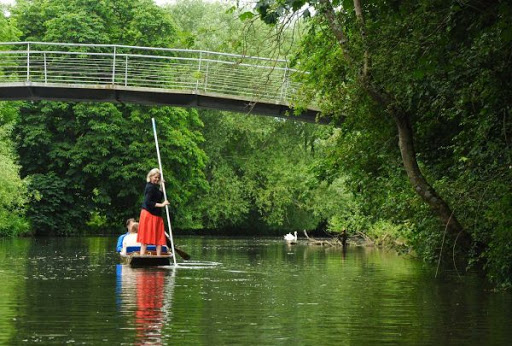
0,41,289,62
0,41,308,107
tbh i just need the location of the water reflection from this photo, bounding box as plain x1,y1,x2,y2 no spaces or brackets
117,265,175,345
0,237,511,345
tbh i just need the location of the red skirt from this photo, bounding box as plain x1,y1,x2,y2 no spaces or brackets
137,209,167,246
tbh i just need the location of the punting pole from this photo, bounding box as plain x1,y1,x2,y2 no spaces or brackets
152,118,178,267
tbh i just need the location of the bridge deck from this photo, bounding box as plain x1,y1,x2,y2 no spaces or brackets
0,42,323,123
0,82,321,123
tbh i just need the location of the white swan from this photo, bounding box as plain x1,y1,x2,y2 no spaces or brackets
284,231,298,242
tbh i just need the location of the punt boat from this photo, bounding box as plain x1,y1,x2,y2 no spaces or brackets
120,245,173,267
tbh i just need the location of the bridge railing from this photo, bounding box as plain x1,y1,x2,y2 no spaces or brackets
0,42,306,106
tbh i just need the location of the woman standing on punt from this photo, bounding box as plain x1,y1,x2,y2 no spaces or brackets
137,168,170,256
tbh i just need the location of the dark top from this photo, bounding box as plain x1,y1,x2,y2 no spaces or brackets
141,183,164,216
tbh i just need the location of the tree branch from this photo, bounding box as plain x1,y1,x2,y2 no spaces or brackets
318,0,353,65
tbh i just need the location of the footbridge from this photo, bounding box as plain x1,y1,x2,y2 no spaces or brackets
0,42,323,123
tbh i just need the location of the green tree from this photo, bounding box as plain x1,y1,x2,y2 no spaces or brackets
196,111,329,233
11,0,207,234
252,0,512,285
14,101,206,235
165,0,347,234
0,103,30,236
167,0,302,58
13,0,176,46
0,7,29,236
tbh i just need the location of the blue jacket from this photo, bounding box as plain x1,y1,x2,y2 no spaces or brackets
116,233,129,252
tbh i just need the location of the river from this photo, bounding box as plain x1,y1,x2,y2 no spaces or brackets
0,236,510,345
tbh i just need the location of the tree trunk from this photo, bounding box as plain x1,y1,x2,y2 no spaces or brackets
393,111,469,242
368,82,471,247
319,0,472,250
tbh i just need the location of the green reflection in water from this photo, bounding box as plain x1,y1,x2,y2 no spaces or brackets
0,238,30,345
0,236,510,345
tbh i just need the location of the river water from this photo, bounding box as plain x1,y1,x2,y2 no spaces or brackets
0,236,510,345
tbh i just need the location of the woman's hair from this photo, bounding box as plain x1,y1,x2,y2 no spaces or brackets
146,168,161,183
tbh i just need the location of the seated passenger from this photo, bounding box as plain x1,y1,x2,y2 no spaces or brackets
121,223,141,255
116,218,136,252
121,222,170,255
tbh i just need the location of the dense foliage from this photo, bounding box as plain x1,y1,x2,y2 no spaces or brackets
0,102,29,236
167,0,302,58
14,102,206,234
166,0,337,234
252,0,512,287
7,0,207,234
0,4,28,236
0,0,510,287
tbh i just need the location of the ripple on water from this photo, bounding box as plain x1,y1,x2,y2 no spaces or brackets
0,237,511,345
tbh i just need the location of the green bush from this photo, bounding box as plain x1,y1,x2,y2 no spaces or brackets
0,110,30,237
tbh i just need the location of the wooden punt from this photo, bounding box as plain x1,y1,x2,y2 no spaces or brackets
121,253,173,267
120,246,173,267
